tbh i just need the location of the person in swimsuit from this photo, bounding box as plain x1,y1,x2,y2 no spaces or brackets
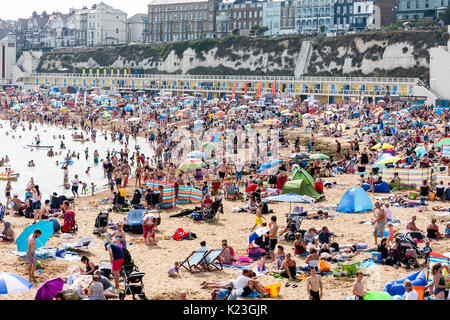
81,256,97,275
27,229,41,282
280,253,297,280
168,261,181,278
251,204,266,232
427,263,450,300
352,271,366,300
307,267,323,300
268,216,279,261
219,242,233,265
294,233,308,256
114,223,127,249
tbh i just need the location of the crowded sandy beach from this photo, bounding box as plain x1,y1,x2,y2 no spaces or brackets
0,90,448,301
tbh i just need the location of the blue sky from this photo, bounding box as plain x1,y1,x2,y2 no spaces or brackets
2,0,148,20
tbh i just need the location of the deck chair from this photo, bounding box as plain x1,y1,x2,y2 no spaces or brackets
224,183,241,200
179,250,208,273
60,237,95,251
200,249,224,272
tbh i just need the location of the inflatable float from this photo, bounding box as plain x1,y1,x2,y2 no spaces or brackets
0,173,20,181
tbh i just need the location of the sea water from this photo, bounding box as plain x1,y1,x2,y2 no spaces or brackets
0,120,154,203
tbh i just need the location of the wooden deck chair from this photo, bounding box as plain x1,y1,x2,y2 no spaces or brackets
180,250,208,273
200,249,224,272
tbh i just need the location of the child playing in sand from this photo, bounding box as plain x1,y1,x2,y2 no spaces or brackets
251,204,266,232
168,261,181,278
91,183,96,196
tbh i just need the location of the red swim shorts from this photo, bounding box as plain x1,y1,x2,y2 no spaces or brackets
112,258,124,271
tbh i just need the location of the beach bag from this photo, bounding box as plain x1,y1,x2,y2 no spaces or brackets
248,247,264,259
319,260,331,272
191,212,203,221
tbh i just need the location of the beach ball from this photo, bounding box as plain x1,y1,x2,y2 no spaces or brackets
418,209,423,213
36,261,42,269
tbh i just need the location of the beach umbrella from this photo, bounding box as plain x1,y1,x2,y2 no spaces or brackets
0,272,33,295
179,158,205,170
376,156,402,165
35,277,64,300
186,151,205,159
364,291,393,300
309,153,330,160
289,153,309,160
257,159,283,172
263,193,311,212
16,221,54,252
202,142,216,151
248,227,270,245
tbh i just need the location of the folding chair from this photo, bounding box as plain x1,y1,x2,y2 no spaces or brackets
224,183,241,200
200,249,224,272
179,250,208,273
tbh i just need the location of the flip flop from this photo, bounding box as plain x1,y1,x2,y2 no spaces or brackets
292,284,298,288
285,283,290,287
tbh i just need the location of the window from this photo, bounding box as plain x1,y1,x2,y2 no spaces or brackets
116,28,119,34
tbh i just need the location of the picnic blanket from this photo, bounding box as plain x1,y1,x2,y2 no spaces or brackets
11,247,79,260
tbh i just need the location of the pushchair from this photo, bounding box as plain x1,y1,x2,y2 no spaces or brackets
203,198,223,222
62,210,77,233
384,234,426,269
130,189,142,205
113,192,129,212
284,212,306,241
120,247,139,277
119,271,147,300
93,211,109,235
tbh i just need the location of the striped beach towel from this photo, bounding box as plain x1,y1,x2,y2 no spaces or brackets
177,187,203,204
382,168,437,189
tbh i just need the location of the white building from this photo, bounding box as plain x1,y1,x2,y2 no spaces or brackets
86,2,127,47
0,34,17,86
127,13,147,44
262,0,282,36
429,25,450,101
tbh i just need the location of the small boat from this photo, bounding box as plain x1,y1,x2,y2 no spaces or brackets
73,138,90,142
26,145,54,149
0,173,20,181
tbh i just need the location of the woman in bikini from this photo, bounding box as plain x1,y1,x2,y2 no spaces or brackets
114,223,127,249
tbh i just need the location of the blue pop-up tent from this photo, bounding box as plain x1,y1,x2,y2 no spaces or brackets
337,187,373,213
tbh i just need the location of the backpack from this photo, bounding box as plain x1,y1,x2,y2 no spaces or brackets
248,247,264,259
191,212,203,221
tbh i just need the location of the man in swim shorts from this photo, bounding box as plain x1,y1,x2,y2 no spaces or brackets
268,216,279,261
372,202,386,245
27,229,42,282
307,267,322,300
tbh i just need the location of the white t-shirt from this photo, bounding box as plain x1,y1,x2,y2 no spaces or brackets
404,290,419,300
235,163,243,172
233,275,250,289
143,213,155,224
72,178,80,187
385,208,392,220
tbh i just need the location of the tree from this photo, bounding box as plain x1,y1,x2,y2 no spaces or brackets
250,24,269,36
320,25,326,34
231,28,240,36
440,6,450,25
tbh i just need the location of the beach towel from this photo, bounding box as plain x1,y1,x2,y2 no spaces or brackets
241,291,261,298
360,259,379,269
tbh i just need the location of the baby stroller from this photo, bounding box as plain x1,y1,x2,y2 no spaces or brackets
120,271,147,300
130,190,142,205
121,247,139,277
203,198,223,222
385,234,426,269
93,211,109,235
113,192,129,212
284,212,306,241
62,211,77,233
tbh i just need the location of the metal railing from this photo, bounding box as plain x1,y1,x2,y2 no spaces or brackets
29,73,418,84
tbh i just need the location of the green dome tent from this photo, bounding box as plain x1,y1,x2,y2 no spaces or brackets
281,179,322,199
291,165,315,185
